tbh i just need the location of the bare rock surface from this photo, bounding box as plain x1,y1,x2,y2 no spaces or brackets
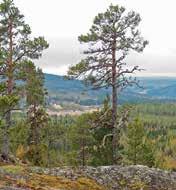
1,165,176,189
30,165,176,190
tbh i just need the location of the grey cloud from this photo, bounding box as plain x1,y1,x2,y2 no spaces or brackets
35,38,82,73
35,37,176,76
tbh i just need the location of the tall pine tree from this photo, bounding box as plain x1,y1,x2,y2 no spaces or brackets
0,0,49,160
68,4,148,163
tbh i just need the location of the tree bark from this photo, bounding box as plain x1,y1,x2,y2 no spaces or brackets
82,139,85,167
1,111,11,160
2,18,13,160
111,38,118,164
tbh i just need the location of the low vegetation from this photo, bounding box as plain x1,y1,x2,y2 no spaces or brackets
0,164,105,190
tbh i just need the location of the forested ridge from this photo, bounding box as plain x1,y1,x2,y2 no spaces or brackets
0,0,176,189
45,73,176,105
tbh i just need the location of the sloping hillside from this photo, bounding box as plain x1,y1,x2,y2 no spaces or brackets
44,74,176,105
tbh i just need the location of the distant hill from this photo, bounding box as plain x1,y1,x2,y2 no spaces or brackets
44,73,176,105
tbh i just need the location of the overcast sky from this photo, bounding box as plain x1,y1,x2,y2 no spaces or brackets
14,0,176,76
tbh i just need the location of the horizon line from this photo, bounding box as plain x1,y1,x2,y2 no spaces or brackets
43,71,176,78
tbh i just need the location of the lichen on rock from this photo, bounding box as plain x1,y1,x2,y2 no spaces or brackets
1,164,176,190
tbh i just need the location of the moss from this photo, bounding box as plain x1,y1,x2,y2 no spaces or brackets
77,178,105,190
1,165,25,174
0,165,105,190
129,180,147,190
15,174,105,190
119,178,127,187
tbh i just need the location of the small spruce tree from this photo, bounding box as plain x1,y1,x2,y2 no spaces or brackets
25,62,48,166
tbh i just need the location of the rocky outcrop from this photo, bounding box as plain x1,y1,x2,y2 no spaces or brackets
31,165,176,190
1,165,176,189
0,165,104,190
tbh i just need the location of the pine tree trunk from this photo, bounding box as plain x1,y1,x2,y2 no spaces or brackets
112,82,117,164
82,143,85,167
111,39,117,164
1,111,11,160
1,18,13,160
81,136,86,167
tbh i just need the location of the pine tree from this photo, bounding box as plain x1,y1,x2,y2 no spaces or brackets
24,61,48,165
67,4,148,163
0,0,48,159
89,98,131,165
69,113,94,166
122,118,155,167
